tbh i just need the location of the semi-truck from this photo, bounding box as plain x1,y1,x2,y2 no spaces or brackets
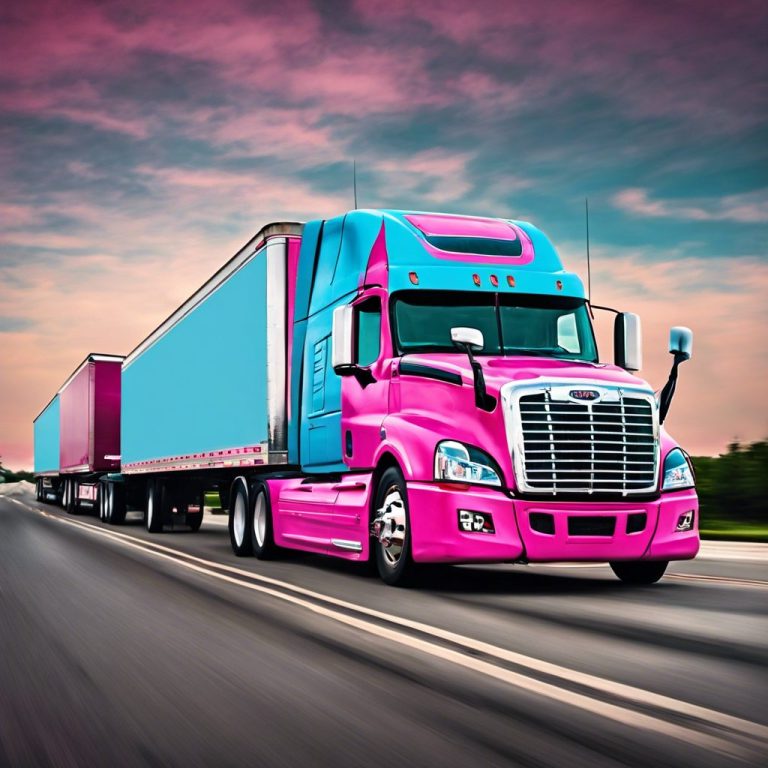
33,209,699,585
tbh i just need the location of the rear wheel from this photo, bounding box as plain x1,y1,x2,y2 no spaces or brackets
610,560,669,585
228,477,253,557
146,480,164,533
65,479,79,515
251,482,277,560
372,467,415,587
108,482,126,525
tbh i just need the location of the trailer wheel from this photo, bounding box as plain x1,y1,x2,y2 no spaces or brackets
610,560,669,585
372,467,415,587
108,482,126,525
251,482,278,560
65,479,79,515
228,477,253,557
146,480,164,533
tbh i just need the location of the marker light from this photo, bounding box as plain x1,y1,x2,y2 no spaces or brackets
556,280,563,290
472,274,481,286
507,275,516,287
490,274,499,287
409,271,419,285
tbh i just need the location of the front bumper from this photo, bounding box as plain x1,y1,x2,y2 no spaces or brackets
407,481,699,564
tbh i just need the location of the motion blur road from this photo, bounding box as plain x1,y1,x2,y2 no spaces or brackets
1,482,766,768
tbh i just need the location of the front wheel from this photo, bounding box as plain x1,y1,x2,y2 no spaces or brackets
372,467,415,587
610,560,668,585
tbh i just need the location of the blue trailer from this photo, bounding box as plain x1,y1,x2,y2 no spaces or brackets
33,394,61,501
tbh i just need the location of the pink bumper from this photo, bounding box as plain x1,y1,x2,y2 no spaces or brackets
407,482,699,564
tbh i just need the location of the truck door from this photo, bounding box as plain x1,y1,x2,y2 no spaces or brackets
340,289,392,472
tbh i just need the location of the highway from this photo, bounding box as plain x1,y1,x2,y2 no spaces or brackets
1,482,766,767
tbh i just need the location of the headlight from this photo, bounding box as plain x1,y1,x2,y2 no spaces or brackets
662,448,695,491
435,441,502,486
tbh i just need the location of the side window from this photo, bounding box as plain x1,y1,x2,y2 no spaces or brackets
557,313,580,353
355,298,381,367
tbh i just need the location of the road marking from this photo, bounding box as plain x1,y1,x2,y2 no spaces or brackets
667,572,768,589
14,499,767,760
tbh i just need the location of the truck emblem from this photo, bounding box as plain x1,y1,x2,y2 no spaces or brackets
569,389,600,401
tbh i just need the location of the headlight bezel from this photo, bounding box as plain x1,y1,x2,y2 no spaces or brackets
434,440,503,487
662,448,695,492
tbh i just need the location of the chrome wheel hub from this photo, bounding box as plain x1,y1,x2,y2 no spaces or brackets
253,492,266,547
233,492,246,547
372,486,406,566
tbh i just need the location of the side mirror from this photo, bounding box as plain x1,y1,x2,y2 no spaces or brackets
451,326,484,352
659,326,693,424
669,326,693,361
332,305,354,374
614,312,642,371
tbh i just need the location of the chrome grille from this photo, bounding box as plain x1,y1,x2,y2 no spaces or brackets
514,389,657,495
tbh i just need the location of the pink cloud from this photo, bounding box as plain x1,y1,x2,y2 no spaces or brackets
614,188,768,224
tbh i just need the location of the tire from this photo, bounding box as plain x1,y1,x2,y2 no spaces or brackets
98,483,107,521
250,482,278,560
610,560,669,585
228,477,253,557
372,466,415,586
108,482,126,525
146,480,164,533
65,479,79,515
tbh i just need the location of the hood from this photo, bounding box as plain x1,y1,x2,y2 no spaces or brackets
399,353,654,395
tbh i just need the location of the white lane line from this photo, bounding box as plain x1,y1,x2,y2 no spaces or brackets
22,503,767,758
667,572,768,589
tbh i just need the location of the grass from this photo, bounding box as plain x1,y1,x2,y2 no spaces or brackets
204,491,222,510
699,519,768,543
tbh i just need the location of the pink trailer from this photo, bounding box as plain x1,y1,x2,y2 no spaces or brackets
57,354,123,513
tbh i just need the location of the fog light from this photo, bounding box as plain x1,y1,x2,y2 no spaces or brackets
676,510,695,531
458,510,495,534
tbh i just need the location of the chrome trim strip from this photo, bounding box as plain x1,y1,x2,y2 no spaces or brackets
331,539,363,552
266,240,287,454
121,442,288,474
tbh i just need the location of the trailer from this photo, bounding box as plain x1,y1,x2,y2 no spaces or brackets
35,209,699,585
33,354,123,512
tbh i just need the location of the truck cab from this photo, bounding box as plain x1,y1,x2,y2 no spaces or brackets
282,209,698,584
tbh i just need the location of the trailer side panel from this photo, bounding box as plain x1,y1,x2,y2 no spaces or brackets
121,238,291,472
33,396,60,474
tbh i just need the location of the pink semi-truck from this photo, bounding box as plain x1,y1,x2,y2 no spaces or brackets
33,210,698,585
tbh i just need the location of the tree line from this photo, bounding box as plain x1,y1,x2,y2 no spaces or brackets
692,440,767,525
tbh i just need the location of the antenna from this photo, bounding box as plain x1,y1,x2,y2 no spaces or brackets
353,159,358,209
585,197,591,301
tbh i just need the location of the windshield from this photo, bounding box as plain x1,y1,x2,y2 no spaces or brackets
393,290,598,362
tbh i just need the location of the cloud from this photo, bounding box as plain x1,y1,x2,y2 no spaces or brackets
613,188,768,224
560,243,768,455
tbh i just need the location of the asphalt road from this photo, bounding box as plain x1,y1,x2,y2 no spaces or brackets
1,482,766,767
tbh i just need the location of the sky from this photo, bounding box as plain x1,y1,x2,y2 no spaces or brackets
1,0,766,470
